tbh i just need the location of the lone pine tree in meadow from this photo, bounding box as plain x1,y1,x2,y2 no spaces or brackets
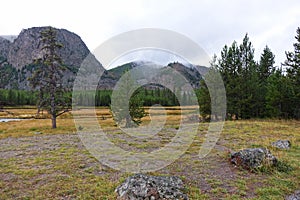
30,27,71,128
111,70,146,128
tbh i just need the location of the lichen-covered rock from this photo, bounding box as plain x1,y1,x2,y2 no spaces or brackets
115,174,189,200
272,140,291,149
231,148,277,170
285,190,300,200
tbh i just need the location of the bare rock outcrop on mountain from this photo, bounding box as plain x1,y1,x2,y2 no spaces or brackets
0,37,11,61
7,27,92,70
0,26,102,90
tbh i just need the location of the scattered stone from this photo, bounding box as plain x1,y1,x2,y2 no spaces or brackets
34,132,42,135
115,174,189,200
231,148,277,170
286,190,300,200
272,140,291,149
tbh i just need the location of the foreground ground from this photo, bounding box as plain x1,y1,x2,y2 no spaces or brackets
0,107,299,199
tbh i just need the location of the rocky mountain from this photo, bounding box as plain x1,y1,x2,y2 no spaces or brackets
0,37,11,61
0,26,102,90
0,26,208,90
166,62,207,88
7,27,93,70
96,61,208,90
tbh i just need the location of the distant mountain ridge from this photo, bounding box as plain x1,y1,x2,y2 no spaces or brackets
0,27,208,90
96,61,208,90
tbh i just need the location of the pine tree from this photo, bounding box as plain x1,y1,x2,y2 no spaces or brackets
283,27,300,119
239,34,259,119
266,69,294,118
217,42,242,119
257,46,275,117
215,34,259,119
30,27,71,128
111,70,146,127
198,80,210,121
198,55,226,121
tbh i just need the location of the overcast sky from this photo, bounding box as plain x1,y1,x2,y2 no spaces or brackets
1,0,300,68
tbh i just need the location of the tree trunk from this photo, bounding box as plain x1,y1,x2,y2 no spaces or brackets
50,78,56,129
52,114,57,129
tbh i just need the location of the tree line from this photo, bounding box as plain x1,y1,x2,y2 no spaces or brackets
71,87,197,107
198,27,300,120
0,89,37,106
0,87,197,107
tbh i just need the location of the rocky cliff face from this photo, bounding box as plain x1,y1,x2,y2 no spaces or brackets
0,37,11,61
166,62,205,88
0,26,102,90
7,27,91,70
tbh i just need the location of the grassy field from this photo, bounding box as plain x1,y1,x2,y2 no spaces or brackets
0,107,299,199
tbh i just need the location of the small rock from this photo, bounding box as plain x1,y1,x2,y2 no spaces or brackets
115,174,189,200
231,148,277,170
34,132,42,135
272,140,291,149
286,190,300,200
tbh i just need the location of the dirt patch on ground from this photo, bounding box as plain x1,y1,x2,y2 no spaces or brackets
0,123,298,199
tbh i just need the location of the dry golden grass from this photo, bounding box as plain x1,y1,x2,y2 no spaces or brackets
0,106,299,199
0,106,197,138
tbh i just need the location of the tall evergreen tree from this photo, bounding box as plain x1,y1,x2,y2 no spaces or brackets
257,46,275,117
266,69,294,118
215,34,259,119
198,55,226,121
283,27,300,119
30,27,71,128
198,79,211,120
217,42,242,119
239,34,259,118
111,70,146,127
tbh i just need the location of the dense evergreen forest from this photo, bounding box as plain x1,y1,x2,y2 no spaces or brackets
0,88,195,107
0,89,37,106
199,28,300,120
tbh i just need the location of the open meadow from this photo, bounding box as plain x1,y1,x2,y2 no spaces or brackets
0,107,299,199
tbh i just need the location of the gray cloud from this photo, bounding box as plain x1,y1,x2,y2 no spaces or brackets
1,0,299,67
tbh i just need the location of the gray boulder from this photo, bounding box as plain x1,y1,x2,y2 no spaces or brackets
231,148,277,170
272,140,291,149
115,174,188,200
286,190,300,200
